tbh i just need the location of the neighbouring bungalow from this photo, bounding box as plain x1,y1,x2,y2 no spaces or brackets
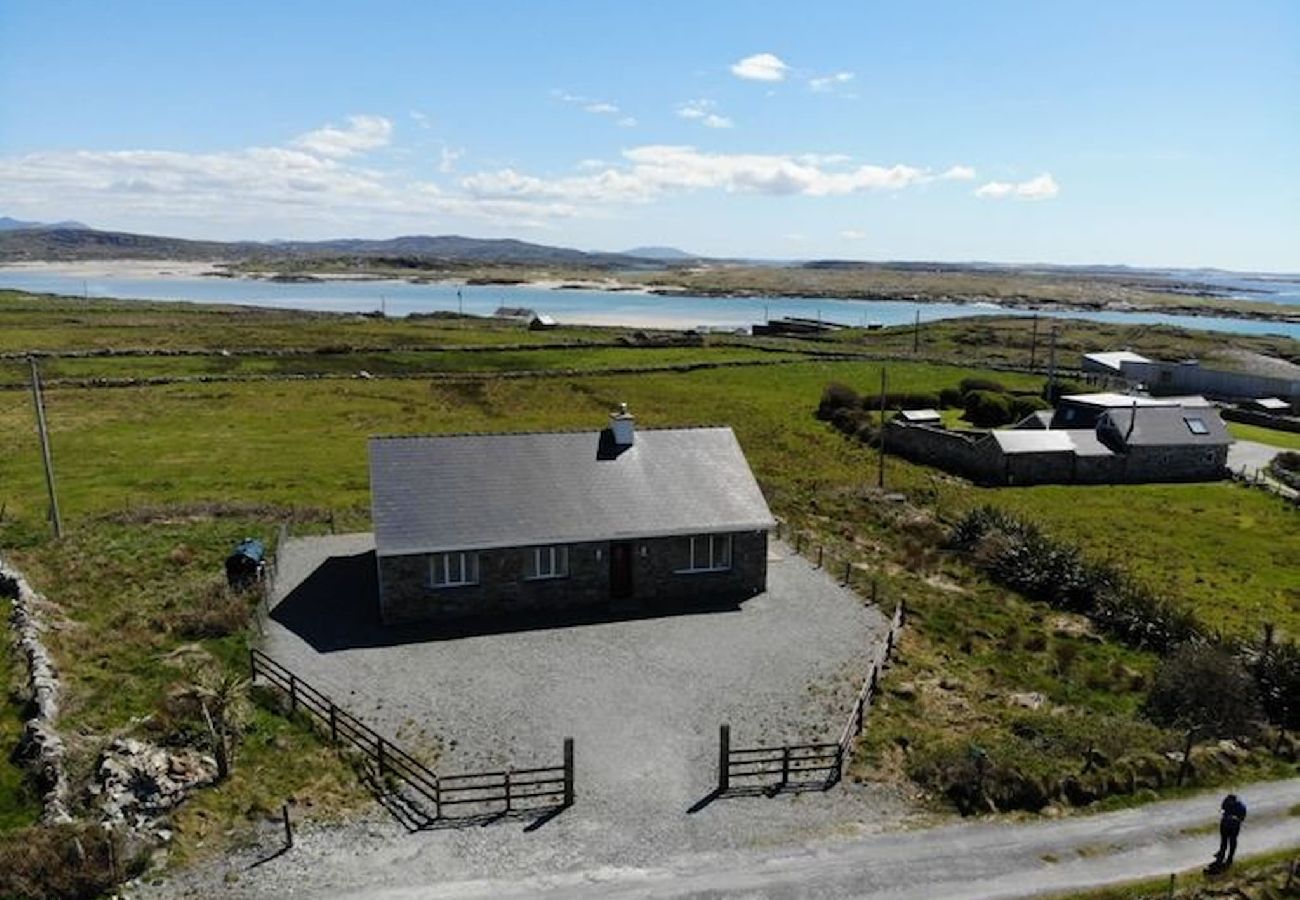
529,313,558,330
885,392,1231,485
368,406,775,624
1248,397,1291,413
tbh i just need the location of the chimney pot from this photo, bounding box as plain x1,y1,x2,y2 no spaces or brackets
610,403,635,446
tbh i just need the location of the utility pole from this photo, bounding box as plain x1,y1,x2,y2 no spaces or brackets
28,358,62,539
457,287,464,316
912,309,920,354
1029,315,1039,369
1047,326,1059,401
380,294,386,317
877,368,887,489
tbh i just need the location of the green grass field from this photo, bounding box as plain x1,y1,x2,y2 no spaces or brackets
1227,421,1300,450
0,289,1295,845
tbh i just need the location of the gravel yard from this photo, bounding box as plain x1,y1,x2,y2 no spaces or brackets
144,533,909,898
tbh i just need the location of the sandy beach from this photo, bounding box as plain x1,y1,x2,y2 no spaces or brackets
0,259,224,279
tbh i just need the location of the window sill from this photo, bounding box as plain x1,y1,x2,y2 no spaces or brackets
524,574,569,582
428,582,479,590
674,567,732,575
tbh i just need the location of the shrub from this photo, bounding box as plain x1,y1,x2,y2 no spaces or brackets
959,377,1005,396
963,390,1015,427
816,382,862,420
170,582,253,639
938,387,964,409
0,822,145,900
1009,395,1051,422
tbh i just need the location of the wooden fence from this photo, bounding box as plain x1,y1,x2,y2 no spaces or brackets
717,596,905,796
249,649,574,821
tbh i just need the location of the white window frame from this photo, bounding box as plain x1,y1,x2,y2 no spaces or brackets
428,551,479,588
526,544,569,580
1184,416,1209,435
678,533,733,573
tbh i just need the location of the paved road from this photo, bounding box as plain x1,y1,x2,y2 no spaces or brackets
1227,439,1282,477
342,779,1300,900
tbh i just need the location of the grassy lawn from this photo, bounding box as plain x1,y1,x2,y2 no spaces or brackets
1227,421,1300,450
0,289,1294,849
0,599,41,830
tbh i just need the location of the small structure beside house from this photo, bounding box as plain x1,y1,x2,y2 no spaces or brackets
1248,397,1291,413
893,409,943,426
884,392,1231,485
1081,350,1151,377
529,313,558,330
368,406,775,624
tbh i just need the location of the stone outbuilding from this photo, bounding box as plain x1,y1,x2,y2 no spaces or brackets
368,406,775,624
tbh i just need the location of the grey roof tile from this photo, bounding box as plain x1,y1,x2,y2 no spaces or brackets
369,427,776,556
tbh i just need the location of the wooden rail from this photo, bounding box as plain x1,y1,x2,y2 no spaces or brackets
250,648,574,820
716,599,905,796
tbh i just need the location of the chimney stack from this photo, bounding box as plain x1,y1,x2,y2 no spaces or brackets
610,402,635,446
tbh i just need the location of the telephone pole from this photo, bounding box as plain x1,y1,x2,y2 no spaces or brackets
877,367,887,489
912,309,920,354
1047,326,1059,401
29,358,63,539
1029,314,1039,369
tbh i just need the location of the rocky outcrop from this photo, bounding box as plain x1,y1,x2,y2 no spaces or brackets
0,556,71,823
91,737,216,837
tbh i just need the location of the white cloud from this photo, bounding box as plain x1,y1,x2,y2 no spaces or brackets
941,165,977,181
975,172,1059,200
0,117,582,235
462,145,938,203
731,52,789,82
438,146,464,174
291,115,393,158
810,71,854,92
840,229,868,240
677,100,734,129
409,110,432,130
554,90,629,123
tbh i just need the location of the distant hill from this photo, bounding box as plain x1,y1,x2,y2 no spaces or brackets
0,216,90,232
0,227,670,269
623,245,696,260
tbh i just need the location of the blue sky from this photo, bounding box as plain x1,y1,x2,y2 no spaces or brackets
1,1,1296,270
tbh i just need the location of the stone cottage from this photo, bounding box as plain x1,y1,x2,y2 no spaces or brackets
368,406,776,624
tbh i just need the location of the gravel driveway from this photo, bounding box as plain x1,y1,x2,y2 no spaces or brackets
266,532,890,800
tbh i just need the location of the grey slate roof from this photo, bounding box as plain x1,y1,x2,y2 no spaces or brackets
369,427,776,557
1099,406,1231,447
992,429,1113,456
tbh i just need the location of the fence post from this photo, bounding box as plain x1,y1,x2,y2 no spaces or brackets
248,646,257,679
870,665,879,699
897,600,905,627
817,545,824,568
434,778,442,819
871,579,879,606
855,697,865,736
843,561,851,585
718,725,731,793
288,674,298,714
794,532,802,552
328,703,338,743
780,746,791,789
563,737,575,807
504,769,513,813
282,803,293,849
377,738,386,776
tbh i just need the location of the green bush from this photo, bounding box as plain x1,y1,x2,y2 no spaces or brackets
938,386,964,409
816,382,861,420
1009,395,1052,422
959,377,1005,395
964,390,1015,427
0,823,145,900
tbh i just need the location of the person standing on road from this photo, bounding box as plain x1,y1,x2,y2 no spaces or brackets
1214,793,1247,867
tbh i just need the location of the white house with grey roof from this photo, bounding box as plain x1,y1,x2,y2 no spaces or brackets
368,406,776,624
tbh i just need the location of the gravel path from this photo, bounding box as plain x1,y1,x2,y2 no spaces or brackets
148,534,908,897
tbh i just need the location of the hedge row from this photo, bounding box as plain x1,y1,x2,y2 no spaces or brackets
949,506,1298,730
